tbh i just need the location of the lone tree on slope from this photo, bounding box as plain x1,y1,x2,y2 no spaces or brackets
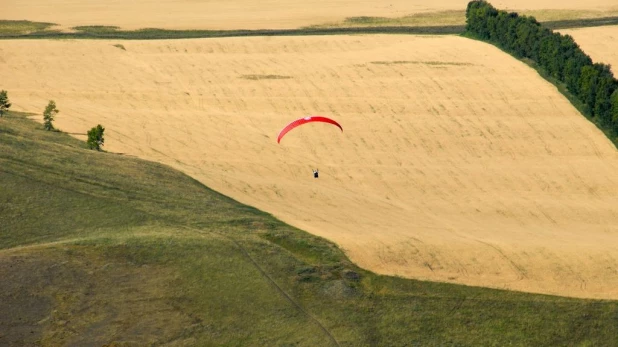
0,90,11,117
87,124,105,151
43,100,59,130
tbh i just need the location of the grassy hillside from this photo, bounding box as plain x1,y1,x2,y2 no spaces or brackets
2,111,618,346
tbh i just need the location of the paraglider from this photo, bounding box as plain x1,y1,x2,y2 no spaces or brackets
278,116,342,179
277,116,343,144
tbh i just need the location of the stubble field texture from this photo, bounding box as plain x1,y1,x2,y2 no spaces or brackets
561,25,618,74
3,0,618,31
3,33,618,299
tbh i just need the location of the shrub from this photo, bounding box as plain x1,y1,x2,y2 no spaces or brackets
43,100,58,130
0,90,11,117
87,124,105,151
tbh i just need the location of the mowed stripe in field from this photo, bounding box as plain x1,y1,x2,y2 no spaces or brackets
4,0,618,30
561,25,618,74
2,35,618,299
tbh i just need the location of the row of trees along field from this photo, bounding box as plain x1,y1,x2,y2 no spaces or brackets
466,0,618,140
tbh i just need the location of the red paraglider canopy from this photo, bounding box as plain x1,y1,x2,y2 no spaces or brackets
277,116,343,143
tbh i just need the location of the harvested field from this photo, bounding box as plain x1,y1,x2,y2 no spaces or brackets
2,35,618,299
4,0,618,31
561,25,618,73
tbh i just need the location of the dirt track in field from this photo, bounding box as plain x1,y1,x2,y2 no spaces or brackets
3,35,618,299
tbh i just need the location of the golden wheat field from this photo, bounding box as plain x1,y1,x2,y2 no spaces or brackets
2,35,618,299
561,25,618,73
4,0,618,30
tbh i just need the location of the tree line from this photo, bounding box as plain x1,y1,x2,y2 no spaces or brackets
466,0,618,140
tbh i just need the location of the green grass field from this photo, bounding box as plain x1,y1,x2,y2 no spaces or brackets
2,112,618,345
0,20,56,36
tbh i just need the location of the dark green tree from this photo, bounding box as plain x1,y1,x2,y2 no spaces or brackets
594,66,617,125
563,51,592,96
538,34,561,77
0,90,11,117
493,11,509,42
466,0,498,39
87,124,105,151
578,65,600,111
504,13,520,51
43,100,59,131
514,17,540,58
611,89,618,132
563,58,581,95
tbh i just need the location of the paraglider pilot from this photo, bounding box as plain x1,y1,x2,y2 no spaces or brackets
313,169,319,178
